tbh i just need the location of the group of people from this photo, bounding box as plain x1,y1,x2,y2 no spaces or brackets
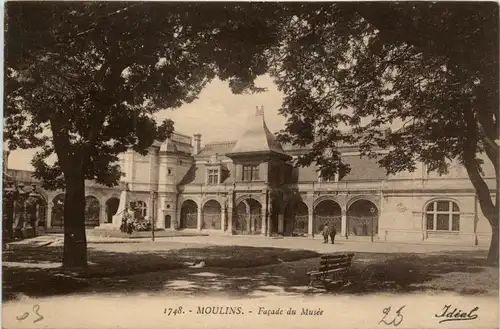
119,207,135,234
322,223,337,244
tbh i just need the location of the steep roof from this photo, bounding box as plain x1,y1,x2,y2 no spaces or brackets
197,141,237,157
341,154,387,181
228,107,288,157
158,131,193,155
160,139,179,153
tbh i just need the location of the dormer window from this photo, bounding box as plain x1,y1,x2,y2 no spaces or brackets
243,165,259,181
318,176,333,183
207,169,220,185
318,172,339,183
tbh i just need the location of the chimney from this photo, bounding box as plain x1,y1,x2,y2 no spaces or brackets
255,105,264,117
193,134,202,155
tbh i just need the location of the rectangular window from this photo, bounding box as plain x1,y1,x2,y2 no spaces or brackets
426,214,434,230
207,169,219,185
242,165,259,181
251,165,259,180
436,214,449,230
452,214,460,231
436,201,450,212
243,166,252,181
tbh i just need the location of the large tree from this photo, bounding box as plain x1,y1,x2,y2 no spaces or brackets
4,2,285,268
271,3,499,263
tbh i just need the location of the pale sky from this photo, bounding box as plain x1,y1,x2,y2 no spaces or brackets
6,75,286,171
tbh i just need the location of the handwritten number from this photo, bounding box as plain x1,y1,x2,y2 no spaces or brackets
33,304,44,323
16,304,44,323
16,312,29,321
379,307,392,325
393,306,405,326
379,306,405,327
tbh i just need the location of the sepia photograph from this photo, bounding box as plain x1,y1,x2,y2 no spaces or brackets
2,1,499,328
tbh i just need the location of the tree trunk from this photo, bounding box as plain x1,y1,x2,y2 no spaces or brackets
462,151,498,265
5,201,14,241
62,170,88,269
487,214,499,266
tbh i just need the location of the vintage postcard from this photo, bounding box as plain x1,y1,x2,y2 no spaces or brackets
2,1,499,328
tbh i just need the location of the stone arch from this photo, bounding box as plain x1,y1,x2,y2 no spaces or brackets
180,199,198,229
85,195,101,227
105,197,120,223
201,195,225,209
346,195,380,212
235,195,262,207
51,194,65,228
284,201,309,236
313,195,343,209
234,198,262,235
346,199,379,237
26,191,48,229
202,199,222,230
179,197,200,209
313,199,341,234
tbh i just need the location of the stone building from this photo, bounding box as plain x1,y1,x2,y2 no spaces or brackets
4,108,496,246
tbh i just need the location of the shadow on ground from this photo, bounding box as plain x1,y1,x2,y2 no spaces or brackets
3,246,498,301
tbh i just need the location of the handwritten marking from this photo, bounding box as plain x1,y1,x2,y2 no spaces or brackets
379,305,405,327
16,304,44,323
33,305,44,323
435,305,479,323
16,312,29,321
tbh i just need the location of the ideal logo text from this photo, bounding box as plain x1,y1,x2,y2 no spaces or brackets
435,305,479,323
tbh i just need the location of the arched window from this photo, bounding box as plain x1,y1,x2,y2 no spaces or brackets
136,200,147,218
425,200,460,232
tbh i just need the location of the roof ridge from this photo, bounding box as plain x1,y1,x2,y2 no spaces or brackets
204,140,238,146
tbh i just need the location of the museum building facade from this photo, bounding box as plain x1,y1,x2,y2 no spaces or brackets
4,108,496,246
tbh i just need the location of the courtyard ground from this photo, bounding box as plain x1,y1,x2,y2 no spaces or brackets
3,236,498,302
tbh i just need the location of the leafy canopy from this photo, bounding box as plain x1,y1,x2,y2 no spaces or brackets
270,3,498,183
4,2,287,190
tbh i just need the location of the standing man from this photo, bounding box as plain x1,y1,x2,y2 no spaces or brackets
322,223,330,243
329,224,337,244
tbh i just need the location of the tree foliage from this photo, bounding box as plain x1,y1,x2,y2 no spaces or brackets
5,2,283,189
4,2,288,267
271,2,498,262
4,1,291,192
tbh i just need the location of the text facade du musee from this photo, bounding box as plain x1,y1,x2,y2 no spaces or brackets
190,306,323,316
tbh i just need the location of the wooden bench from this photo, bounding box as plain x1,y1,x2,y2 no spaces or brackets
307,253,354,289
